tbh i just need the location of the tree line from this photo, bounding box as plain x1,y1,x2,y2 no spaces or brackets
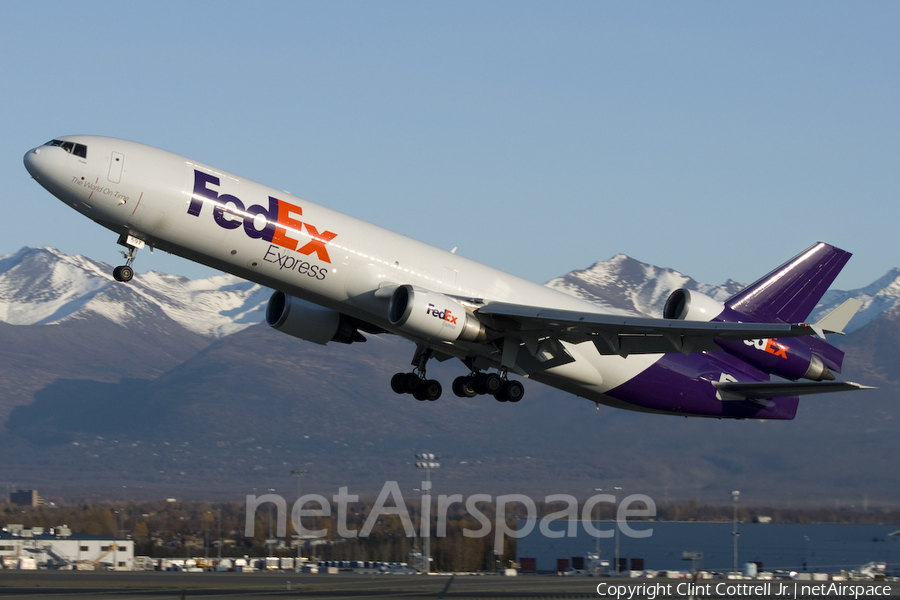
3,499,898,572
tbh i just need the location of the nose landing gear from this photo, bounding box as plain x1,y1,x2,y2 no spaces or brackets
112,264,133,283
112,234,143,283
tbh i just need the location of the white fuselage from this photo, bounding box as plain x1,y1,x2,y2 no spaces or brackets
24,136,659,408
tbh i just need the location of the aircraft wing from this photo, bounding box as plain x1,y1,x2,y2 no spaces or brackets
713,380,875,401
475,302,818,357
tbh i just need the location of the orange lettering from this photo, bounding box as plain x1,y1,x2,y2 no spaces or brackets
765,339,789,359
272,200,303,251
297,223,337,263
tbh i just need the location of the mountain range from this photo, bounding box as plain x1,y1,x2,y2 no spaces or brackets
0,246,898,507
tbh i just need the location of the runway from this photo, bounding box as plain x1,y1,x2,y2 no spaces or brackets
0,571,590,599
0,571,896,599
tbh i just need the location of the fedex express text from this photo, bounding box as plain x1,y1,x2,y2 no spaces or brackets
187,170,336,280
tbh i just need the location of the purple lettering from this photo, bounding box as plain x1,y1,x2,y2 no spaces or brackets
189,171,220,216
243,196,279,242
213,193,245,230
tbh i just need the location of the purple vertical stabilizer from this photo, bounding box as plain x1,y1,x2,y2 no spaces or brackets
725,242,851,324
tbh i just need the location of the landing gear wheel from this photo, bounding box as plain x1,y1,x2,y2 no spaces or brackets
112,265,134,282
400,373,421,394
391,373,407,394
423,379,442,401
474,372,502,395
395,347,443,401
114,235,140,283
452,376,477,398
495,380,525,403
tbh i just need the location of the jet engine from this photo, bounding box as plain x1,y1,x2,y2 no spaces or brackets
663,289,726,322
388,285,486,342
266,291,364,345
664,288,833,381
717,338,833,381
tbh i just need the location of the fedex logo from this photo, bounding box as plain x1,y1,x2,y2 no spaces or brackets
743,337,789,359
426,303,458,325
187,170,337,263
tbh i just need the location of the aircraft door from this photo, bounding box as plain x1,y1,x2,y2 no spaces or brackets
108,152,124,183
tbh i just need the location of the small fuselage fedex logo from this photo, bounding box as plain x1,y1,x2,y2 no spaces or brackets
744,337,789,359
187,170,337,264
426,303,458,326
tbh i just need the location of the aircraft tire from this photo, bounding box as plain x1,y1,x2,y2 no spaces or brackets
482,373,503,395
424,379,442,401
400,373,420,394
502,380,524,402
452,376,477,398
113,265,133,282
473,373,502,395
413,386,429,401
391,373,407,394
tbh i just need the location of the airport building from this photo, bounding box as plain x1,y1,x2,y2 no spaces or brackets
0,525,134,570
9,489,43,507
516,520,900,575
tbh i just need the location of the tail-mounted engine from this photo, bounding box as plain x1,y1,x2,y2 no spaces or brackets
664,288,834,381
388,285,486,343
717,337,834,381
663,289,726,321
266,291,364,345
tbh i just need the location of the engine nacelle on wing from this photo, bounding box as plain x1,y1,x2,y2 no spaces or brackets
663,289,726,322
266,291,363,345
388,285,486,343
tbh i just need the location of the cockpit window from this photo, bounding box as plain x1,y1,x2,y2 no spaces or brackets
44,139,87,159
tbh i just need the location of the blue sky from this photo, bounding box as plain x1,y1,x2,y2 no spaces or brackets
4,1,897,290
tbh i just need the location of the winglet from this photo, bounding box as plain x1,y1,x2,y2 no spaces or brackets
811,298,864,337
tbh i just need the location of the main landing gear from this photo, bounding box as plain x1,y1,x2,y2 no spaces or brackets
391,372,442,401
391,346,443,401
390,347,525,403
452,372,524,402
112,234,141,283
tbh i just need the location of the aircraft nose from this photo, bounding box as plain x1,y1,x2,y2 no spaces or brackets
23,146,46,181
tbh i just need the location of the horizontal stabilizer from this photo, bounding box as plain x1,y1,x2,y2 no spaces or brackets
713,380,875,401
811,298,864,337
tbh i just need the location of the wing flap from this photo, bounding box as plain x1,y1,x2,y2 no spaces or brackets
476,302,816,356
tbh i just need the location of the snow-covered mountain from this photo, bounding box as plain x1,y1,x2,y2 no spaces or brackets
2,246,899,337
1,246,899,502
545,253,745,317
546,253,900,333
0,247,270,338
814,268,900,331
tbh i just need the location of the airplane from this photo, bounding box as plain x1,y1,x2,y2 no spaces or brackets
23,136,872,419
